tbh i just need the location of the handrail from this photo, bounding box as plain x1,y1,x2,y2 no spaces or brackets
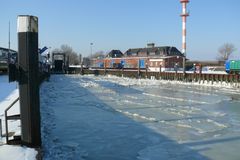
0,119,2,137
4,97,20,144
5,97,19,114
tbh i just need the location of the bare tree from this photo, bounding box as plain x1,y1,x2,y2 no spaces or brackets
61,44,73,54
217,43,236,61
79,54,82,64
82,57,91,67
89,51,105,59
53,44,80,65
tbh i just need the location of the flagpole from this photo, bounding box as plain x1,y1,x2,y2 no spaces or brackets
8,21,10,64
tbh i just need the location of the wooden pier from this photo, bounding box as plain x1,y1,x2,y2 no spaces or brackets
67,67,240,85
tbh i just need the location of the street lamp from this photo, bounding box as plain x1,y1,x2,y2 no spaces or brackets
90,43,93,58
90,43,93,66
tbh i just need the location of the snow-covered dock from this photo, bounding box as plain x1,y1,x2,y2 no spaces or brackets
0,75,37,160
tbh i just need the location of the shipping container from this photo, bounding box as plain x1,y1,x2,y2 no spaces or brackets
225,60,240,74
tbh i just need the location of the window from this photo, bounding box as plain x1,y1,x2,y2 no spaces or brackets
149,52,155,56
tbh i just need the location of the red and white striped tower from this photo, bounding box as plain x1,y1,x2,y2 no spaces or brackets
180,0,189,74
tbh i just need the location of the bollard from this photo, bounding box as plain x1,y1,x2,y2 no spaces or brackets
80,63,83,75
137,59,140,78
145,65,148,78
121,67,124,77
17,15,41,147
159,65,162,80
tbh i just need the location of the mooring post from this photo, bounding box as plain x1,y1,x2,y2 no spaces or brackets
159,65,162,80
121,66,124,77
104,60,107,75
17,15,41,147
145,63,148,79
81,62,84,75
137,59,140,78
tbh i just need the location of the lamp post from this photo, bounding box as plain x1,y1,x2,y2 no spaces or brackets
7,21,11,64
90,43,93,66
90,43,93,57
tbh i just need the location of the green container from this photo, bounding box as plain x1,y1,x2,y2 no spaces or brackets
230,60,240,70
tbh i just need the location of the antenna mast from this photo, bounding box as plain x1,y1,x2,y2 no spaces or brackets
180,0,190,74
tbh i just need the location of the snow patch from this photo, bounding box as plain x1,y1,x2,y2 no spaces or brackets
0,145,37,160
116,109,157,122
0,89,37,160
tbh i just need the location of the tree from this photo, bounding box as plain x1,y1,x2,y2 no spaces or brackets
78,54,82,64
82,57,91,67
89,51,105,59
217,43,236,61
53,44,80,65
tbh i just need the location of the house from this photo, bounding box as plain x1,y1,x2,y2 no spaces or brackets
91,44,185,71
125,43,184,71
125,43,183,58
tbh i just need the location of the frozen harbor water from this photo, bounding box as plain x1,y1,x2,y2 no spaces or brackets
41,75,240,160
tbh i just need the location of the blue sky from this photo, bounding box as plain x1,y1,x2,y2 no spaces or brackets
0,0,240,60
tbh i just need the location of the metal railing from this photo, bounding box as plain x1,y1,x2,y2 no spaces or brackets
0,119,2,137
5,97,20,144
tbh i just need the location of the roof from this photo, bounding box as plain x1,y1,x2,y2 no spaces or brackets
0,47,17,60
0,47,17,54
125,46,183,57
106,50,123,58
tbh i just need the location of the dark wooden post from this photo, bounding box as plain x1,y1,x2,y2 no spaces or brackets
145,64,148,78
104,60,107,75
17,15,41,147
159,65,162,80
121,65,124,77
80,63,84,75
198,64,202,82
137,59,140,78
